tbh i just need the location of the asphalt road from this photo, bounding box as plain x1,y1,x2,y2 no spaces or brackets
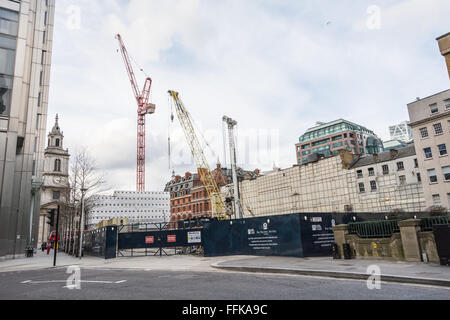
1,267,449,300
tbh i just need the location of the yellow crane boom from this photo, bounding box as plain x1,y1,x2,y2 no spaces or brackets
168,91,228,220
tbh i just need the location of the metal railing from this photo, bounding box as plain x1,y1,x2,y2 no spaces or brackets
420,216,450,232
348,220,400,239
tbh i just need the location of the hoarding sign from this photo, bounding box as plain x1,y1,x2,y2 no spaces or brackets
187,231,201,244
145,236,154,244
167,235,176,243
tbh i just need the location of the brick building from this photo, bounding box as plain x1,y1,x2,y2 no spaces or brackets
165,163,233,228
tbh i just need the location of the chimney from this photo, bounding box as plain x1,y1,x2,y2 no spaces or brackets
373,154,379,163
390,149,398,159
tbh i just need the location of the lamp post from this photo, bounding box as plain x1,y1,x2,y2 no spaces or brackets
78,188,87,259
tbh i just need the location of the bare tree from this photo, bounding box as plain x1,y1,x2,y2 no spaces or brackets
67,147,109,256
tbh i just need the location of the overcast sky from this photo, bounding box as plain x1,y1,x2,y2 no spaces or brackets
47,0,450,193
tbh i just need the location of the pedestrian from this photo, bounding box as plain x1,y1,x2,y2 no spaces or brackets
46,242,51,255
41,242,46,252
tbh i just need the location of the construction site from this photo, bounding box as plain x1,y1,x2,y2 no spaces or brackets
79,34,432,261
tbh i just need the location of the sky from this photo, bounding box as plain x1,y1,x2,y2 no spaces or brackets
48,0,450,193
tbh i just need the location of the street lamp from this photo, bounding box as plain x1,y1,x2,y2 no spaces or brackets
78,188,87,259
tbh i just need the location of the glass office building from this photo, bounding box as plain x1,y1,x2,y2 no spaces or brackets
296,119,384,165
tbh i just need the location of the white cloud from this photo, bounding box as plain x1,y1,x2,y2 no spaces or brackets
48,0,450,193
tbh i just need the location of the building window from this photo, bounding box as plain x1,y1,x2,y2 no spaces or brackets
53,191,60,200
432,194,441,206
419,127,428,139
417,173,422,183
424,147,433,159
438,144,447,156
443,166,450,181
370,180,377,191
414,159,419,168
357,170,363,179
434,123,443,135
358,183,365,193
54,159,61,172
428,169,437,183
430,103,438,114
399,175,406,185
368,168,375,177
444,99,450,110
382,165,389,175
397,162,404,171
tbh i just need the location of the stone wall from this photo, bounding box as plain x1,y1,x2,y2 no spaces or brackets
333,219,440,264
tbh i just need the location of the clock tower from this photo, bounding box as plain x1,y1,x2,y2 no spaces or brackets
38,115,71,246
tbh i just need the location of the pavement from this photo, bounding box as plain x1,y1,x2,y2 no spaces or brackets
1,250,450,288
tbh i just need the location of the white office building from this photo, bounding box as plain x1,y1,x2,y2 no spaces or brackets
86,191,170,229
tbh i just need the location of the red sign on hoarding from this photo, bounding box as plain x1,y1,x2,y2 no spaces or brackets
167,235,176,243
145,236,154,244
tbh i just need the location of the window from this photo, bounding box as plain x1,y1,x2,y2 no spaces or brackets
414,159,419,168
357,170,363,179
370,180,377,191
434,123,443,135
397,162,404,171
443,166,450,181
430,103,438,114
382,165,389,175
424,147,433,159
432,194,441,206
53,191,60,200
54,159,61,172
399,175,406,185
417,173,422,183
438,144,447,156
368,168,375,176
419,127,428,139
358,183,365,193
428,169,437,183
444,99,450,110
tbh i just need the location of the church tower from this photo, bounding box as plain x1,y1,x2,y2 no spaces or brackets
38,115,70,245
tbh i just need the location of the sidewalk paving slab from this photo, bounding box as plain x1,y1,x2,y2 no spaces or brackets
211,256,450,287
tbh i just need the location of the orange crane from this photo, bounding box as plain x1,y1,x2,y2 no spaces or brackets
116,34,155,192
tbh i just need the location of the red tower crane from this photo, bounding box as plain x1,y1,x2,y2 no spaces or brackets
116,34,155,192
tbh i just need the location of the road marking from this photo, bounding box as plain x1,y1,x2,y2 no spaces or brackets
115,280,127,284
21,280,127,285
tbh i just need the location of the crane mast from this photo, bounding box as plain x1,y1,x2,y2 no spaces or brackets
168,91,228,220
116,34,155,192
223,116,242,219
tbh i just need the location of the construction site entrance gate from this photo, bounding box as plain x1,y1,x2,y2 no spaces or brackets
117,223,203,257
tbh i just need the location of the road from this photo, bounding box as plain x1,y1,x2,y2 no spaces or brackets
1,267,449,300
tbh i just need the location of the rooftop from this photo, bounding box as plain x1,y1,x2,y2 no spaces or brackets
350,145,416,169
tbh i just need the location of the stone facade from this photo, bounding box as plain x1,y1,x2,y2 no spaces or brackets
333,220,440,263
38,115,70,246
0,0,55,259
407,89,450,209
437,32,450,79
229,148,426,219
